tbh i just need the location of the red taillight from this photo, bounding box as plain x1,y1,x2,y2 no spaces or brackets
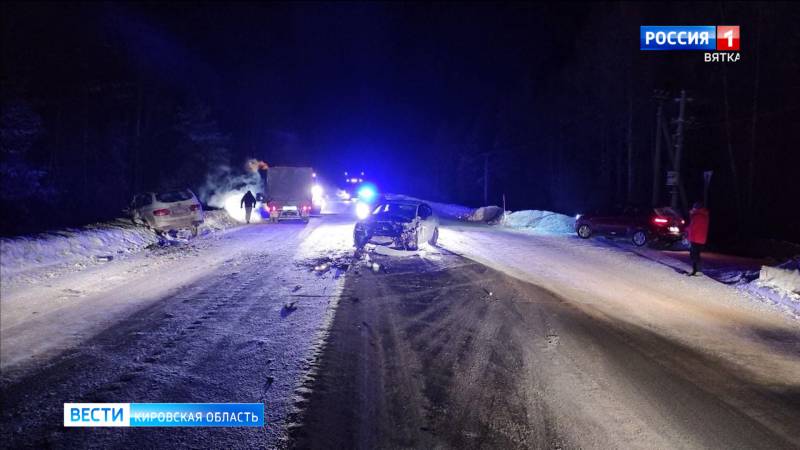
153,208,171,216
190,204,200,212
653,217,668,224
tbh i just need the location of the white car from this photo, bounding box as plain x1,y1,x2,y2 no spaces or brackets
130,189,204,235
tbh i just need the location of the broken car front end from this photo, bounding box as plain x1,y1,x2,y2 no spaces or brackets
354,219,420,250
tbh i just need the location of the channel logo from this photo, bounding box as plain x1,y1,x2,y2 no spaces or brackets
640,26,740,51
64,403,265,427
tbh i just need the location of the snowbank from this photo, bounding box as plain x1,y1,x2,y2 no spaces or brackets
381,194,574,235
0,210,238,281
503,210,576,235
758,261,800,295
744,258,800,315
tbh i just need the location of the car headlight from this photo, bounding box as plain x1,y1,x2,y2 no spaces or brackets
355,202,371,220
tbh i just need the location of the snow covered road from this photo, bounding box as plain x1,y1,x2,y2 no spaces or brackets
1,213,798,448
1,216,355,447
437,222,800,446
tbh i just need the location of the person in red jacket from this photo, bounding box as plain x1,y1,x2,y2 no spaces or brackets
686,201,710,276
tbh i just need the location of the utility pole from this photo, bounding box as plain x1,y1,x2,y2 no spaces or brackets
651,91,666,206
626,96,634,203
482,152,489,205
671,90,688,210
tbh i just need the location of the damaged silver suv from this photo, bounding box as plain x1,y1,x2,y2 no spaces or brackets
354,200,439,251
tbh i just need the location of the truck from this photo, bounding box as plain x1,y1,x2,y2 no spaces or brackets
264,166,314,223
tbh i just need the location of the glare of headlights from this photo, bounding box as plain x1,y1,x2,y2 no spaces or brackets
224,193,262,223
355,201,371,220
311,185,323,197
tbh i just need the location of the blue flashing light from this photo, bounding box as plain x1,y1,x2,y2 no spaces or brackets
357,185,377,202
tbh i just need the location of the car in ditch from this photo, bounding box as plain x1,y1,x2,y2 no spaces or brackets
575,206,685,247
130,189,204,236
354,200,439,251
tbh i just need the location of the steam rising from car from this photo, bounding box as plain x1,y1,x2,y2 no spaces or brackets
197,159,267,223
223,193,263,223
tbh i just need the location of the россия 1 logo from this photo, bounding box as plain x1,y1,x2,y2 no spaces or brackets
640,25,740,62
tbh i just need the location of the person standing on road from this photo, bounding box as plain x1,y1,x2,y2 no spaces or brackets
686,201,710,276
240,190,257,224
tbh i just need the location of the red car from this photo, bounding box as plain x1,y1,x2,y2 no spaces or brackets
575,206,685,246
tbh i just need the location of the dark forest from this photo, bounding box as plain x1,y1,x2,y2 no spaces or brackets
2,2,798,242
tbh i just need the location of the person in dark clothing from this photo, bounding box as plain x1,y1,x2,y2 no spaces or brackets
686,201,710,276
240,190,257,224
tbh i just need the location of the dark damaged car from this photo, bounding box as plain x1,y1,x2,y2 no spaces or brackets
575,206,685,247
354,200,439,251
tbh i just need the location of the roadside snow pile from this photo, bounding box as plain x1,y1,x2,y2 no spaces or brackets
0,210,238,281
0,219,159,278
202,209,240,230
758,260,800,294
504,210,575,235
744,258,800,315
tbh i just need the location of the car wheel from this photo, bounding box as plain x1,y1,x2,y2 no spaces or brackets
429,227,439,246
577,224,592,239
632,230,648,247
354,229,368,249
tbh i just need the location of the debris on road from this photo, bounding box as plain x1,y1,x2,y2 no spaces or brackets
300,253,353,278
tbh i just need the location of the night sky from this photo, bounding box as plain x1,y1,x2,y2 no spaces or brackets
2,2,799,241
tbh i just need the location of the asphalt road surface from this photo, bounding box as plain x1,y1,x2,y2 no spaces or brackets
1,213,798,449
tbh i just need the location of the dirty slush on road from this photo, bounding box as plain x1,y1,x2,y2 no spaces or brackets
290,250,567,449
289,250,799,450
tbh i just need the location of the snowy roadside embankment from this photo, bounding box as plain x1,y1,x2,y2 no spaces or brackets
502,209,575,234
0,210,239,284
742,258,800,316
390,194,575,234
467,206,576,234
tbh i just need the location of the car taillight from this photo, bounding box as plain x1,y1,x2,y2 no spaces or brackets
190,204,200,212
653,217,668,224
153,208,171,216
